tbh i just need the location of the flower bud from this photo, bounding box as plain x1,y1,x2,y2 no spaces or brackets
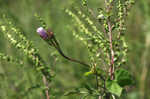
37,27,48,39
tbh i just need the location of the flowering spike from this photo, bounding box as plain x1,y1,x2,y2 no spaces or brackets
37,27,48,39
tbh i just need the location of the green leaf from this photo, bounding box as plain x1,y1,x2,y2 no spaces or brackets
64,88,80,96
84,71,93,76
106,80,123,97
64,88,89,96
115,68,133,87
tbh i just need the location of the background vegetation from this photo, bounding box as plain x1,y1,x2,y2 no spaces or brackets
0,0,150,99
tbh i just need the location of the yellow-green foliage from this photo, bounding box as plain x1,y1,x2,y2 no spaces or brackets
0,14,51,81
65,8,109,67
0,52,23,64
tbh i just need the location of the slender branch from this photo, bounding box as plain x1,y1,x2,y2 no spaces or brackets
108,21,114,80
42,76,50,99
104,0,115,80
117,21,122,39
56,47,90,68
95,73,99,89
47,36,90,69
93,63,99,89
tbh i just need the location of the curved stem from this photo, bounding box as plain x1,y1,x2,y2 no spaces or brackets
48,37,90,69
56,47,90,68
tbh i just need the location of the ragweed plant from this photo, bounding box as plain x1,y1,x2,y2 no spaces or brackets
64,0,135,98
0,14,52,99
0,0,135,99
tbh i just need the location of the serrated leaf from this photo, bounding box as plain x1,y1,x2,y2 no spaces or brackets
115,68,133,87
106,80,123,97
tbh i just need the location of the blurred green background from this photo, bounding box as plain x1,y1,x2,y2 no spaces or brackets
0,0,150,99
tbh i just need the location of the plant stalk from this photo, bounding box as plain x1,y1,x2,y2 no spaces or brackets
108,21,114,80
43,76,50,99
48,36,90,69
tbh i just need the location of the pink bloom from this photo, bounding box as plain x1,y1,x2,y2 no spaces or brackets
37,27,48,39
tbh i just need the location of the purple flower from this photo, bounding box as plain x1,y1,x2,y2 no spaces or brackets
37,27,48,39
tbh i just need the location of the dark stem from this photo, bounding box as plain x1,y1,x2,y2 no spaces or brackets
48,36,90,69
57,47,90,68
93,63,99,89
96,73,99,89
